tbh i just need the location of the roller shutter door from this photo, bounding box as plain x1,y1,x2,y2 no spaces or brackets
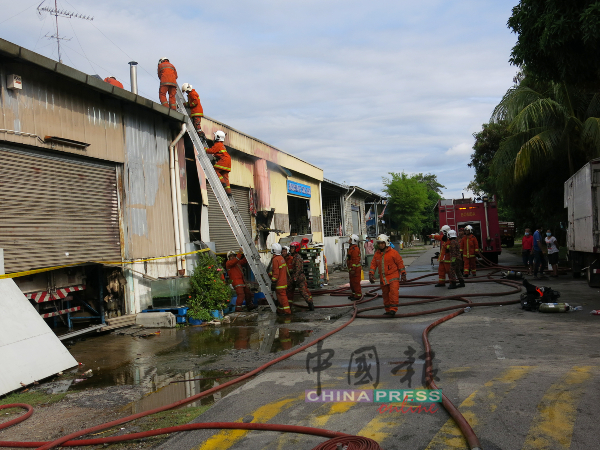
0,146,122,273
206,183,251,253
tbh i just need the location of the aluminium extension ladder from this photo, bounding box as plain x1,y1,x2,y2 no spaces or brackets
174,88,277,312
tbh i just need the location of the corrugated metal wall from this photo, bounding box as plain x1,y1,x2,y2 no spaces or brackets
123,107,176,259
0,145,121,273
206,184,251,253
0,62,125,162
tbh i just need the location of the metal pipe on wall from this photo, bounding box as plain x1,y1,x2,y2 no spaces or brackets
169,124,187,273
173,136,187,275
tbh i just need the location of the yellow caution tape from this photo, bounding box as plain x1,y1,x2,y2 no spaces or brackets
0,248,212,280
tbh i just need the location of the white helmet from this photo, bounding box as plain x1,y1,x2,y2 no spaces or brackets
441,225,451,233
271,243,282,255
158,57,169,63
350,234,359,245
375,234,391,247
227,250,236,258
448,230,457,238
181,83,192,92
465,225,473,232
282,246,290,253
214,130,226,142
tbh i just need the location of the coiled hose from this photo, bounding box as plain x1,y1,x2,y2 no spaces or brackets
0,269,520,450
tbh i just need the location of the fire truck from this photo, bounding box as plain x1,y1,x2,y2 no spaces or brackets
435,196,502,263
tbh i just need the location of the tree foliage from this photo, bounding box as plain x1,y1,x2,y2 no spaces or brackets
383,172,443,239
508,0,600,88
467,122,511,196
188,254,231,321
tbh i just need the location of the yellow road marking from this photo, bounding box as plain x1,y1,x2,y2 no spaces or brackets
522,366,593,450
358,414,402,443
425,366,533,449
195,394,303,450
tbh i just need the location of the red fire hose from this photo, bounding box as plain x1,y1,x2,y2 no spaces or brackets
0,268,521,450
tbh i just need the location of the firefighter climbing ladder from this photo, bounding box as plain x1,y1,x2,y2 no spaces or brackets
174,88,277,313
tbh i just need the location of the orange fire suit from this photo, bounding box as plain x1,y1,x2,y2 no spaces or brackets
205,142,232,194
269,254,291,315
369,247,406,313
226,253,252,310
460,234,479,276
184,89,204,134
157,61,178,110
431,234,452,284
104,77,123,89
347,244,362,299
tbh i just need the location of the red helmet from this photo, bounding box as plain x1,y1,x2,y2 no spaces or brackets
290,242,301,251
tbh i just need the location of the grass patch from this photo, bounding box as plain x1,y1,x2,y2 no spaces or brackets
0,390,67,410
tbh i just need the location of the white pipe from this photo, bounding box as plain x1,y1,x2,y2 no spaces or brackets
169,124,187,272
174,134,187,274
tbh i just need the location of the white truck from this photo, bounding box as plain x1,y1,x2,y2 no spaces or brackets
564,157,600,286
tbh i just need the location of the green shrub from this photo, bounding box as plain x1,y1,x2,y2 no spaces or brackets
187,254,231,321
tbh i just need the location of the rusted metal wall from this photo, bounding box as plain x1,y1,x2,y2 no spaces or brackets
122,106,177,261
0,61,125,162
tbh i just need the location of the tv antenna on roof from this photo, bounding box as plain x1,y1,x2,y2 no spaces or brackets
37,0,93,63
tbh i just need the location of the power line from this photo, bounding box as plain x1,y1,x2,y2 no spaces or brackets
67,17,95,74
33,15,49,51
0,1,41,27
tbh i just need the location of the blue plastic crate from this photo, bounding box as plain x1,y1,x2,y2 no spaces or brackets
142,307,189,316
176,315,187,324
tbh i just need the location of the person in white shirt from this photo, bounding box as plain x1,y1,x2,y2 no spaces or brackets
545,230,559,277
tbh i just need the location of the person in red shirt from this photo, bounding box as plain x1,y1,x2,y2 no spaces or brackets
269,243,291,316
369,234,406,316
104,76,124,89
347,234,362,300
521,228,534,275
225,249,256,312
181,83,205,138
157,57,178,110
205,130,232,195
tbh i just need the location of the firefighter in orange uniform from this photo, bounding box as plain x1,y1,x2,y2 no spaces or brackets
461,225,480,277
369,234,406,316
269,243,291,316
226,249,257,312
347,234,362,300
104,76,124,89
430,225,452,286
157,57,178,110
205,130,232,195
181,83,205,138
282,246,292,268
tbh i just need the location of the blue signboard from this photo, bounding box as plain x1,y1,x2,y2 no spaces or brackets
287,180,311,198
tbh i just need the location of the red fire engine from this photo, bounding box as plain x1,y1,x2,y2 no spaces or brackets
435,196,502,263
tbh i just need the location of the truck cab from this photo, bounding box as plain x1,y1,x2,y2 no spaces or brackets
436,196,502,263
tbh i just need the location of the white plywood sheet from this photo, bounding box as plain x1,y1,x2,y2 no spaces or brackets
0,276,78,396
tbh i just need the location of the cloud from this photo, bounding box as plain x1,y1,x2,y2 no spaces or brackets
446,143,473,157
0,0,518,200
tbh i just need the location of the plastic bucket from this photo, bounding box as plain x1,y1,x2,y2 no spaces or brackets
188,318,203,325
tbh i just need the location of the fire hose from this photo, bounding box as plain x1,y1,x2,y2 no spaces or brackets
0,270,521,450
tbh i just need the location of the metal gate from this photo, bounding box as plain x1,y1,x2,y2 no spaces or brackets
0,145,122,273
206,184,251,253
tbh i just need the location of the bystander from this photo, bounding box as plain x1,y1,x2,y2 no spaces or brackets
533,226,547,279
521,228,534,275
545,230,559,277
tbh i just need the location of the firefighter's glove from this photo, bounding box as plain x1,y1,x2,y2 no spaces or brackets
401,273,407,283
369,274,375,284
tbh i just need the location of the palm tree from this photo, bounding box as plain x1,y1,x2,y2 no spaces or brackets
490,77,600,195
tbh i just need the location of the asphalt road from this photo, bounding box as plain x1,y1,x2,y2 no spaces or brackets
157,246,600,450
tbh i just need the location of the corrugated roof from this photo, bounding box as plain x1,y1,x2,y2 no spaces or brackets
0,37,185,123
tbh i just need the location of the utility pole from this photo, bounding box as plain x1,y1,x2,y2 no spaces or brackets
37,0,93,63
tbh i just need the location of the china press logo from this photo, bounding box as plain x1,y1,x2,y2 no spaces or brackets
305,389,442,403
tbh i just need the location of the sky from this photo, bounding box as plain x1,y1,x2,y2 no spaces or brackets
0,0,519,198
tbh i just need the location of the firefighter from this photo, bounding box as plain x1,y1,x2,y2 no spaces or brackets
347,234,362,300
205,131,232,195
104,76,123,89
447,230,465,289
369,234,406,316
157,57,178,110
269,243,291,316
287,242,315,311
225,249,257,312
282,246,292,268
430,225,452,286
181,83,205,138
461,225,480,277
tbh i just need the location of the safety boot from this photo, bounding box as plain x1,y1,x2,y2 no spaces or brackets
308,302,315,311
383,311,396,317
434,283,445,287
247,303,257,312
197,130,206,138
458,281,466,288
464,273,469,278
448,282,458,290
